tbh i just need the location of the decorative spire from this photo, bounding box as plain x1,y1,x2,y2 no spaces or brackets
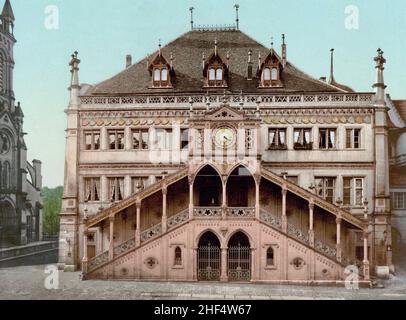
226,51,230,68
373,48,387,104
1,0,14,35
234,4,240,30
271,36,274,49
1,0,14,21
68,51,81,108
281,34,287,67
202,52,206,70
158,39,162,56
247,50,253,80
214,38,218,56
329,48,335,84
189,7,194,30
170,52,174,70
258,51,261,69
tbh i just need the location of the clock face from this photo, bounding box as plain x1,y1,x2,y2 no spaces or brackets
214,127,235,148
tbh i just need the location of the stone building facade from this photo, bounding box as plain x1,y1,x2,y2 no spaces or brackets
58,24,397,284
0,0,43,248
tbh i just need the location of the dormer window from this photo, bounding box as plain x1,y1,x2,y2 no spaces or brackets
148,51,174,88
258,50,283,88
207,65,224,86
203,42,228,88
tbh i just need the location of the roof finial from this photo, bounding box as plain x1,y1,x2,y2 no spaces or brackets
189,7,195,30
170,52,174,70
234,4,240,30
258,51,262,69
281,34,287,67
158,39,162,55
271,36,274,49
214,38,218,56
248,49,252,63
329,48,335,84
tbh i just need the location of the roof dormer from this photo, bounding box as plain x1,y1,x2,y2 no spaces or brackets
202,40,229,88
257,48,284,88
148,46,174,88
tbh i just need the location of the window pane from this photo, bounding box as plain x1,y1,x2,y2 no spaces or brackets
209,68,216,80
354,129,361,149
216,68,223,80
85,133,92,150
263,68,271,81
154,69,161,81
161,68,168,81
109,132,116,149
269,130,276,145
271,68,278,80
294,130,300,143
346,129,352,148
141,130,149,149
279,130,286,144
133,130,140,149
94,133,100,150
328,130,336,148
343,177,351,205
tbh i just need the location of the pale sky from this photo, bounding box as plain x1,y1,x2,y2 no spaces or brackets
9,0,406,187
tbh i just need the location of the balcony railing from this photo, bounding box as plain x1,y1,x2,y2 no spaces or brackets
193,207,222,217
79,93,374,108
226,207,255,218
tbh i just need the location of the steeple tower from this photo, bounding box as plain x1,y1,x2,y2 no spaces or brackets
0,0,16,111
1,0,14,35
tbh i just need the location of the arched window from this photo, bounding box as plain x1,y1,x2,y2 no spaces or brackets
209,68,216,81
154,68,161,81
174,246,182,266
161,68,168,81
266,247,274,266
216,68,223,81
0,52,4,92
263,68,271,81
271,68,278,80
3,161,10,189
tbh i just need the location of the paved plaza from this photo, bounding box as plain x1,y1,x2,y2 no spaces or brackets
0,265,405,300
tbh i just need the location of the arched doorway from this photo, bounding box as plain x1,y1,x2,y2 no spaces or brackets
226,166,255,207
194,165,222,207
197,231,221,281
228,231,251,281
0,201,18,247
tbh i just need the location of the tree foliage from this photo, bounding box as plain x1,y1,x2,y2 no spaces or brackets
42,186,63,236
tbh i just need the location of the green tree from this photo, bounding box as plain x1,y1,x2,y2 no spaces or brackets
41,186,63,236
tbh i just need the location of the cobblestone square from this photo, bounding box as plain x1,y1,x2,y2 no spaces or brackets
0,265,406,300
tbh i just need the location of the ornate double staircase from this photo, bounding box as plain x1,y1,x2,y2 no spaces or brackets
84,164,367,278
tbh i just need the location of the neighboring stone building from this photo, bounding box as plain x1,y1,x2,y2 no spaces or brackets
387,98,406,262
0,0,43,248
58,18,397,283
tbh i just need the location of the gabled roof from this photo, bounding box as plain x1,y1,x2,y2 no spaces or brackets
87,29,346,96
1,0,14,21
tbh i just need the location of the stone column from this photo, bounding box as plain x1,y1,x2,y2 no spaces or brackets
162,186,167,233
363,232,370,280
255,177,260,220
308,200,314,247
108,215,115,261
220,247,228,282
82,227,88,274
222,177,227,220
282,187,287,233
124,126,132,151
189,176,194,220
108,214,115,278
336,216,342,262
135,201,141,246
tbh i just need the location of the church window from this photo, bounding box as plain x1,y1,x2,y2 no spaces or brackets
108,129,125,150
131,176,149,194
174,247,182,266
319,128,336,149
132,129,149,150
268,128,287,150
84,130,100,150
315,177,336,203
343,177,364,207
266,247,274,266
0,52,4,92
346,128,361,149
84,177,100,202
294,128,312,150
108,177,125,202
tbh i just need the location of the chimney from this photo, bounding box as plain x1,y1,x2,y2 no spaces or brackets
247,50,253,80
126,54,132,68
282,34,287,67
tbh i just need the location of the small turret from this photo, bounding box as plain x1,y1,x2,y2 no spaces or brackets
373,48,387,104
68,51,81,108
1,0,14,35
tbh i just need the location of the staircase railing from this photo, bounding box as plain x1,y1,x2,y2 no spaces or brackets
167,209,189,230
